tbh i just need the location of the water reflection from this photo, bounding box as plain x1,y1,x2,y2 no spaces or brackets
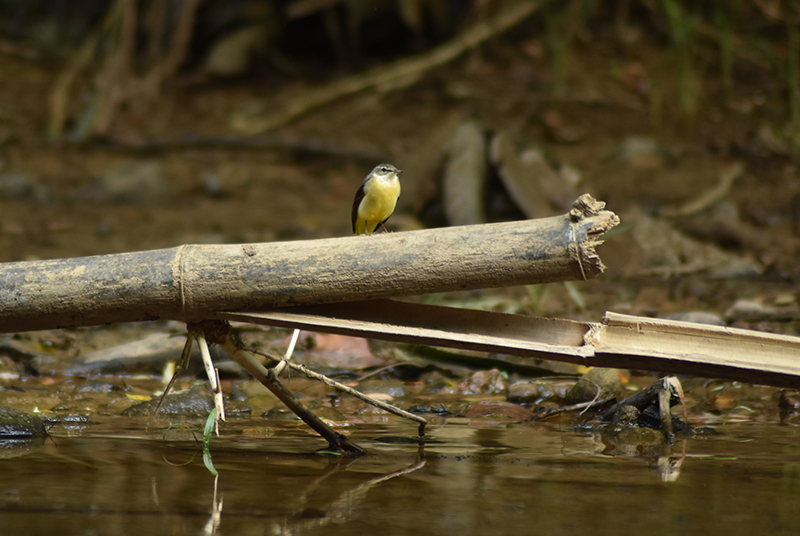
1,417,799,535
0,437,46,459
202,475,222,535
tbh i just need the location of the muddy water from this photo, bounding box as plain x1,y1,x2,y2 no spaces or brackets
2,414,799,535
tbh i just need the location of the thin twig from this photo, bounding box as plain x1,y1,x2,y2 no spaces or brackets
153,333,193,416
209,325,363,453
201,318,426,444
356,361,422,381
258,349,427,436
536,398,603,420
274,328,300,376
196,332,226,431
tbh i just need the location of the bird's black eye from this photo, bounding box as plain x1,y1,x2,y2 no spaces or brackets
381,167,388,172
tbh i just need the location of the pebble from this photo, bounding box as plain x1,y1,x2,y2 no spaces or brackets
122,382,214,417
507,381,543,404
460,369,508,395
564,368,621,405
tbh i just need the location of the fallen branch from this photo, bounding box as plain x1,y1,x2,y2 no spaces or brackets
231,1,549,133
660,162,744,218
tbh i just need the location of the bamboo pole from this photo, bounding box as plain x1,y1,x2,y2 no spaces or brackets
0,194,618,333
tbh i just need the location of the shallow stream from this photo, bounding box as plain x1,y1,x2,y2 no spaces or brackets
3,412,799,535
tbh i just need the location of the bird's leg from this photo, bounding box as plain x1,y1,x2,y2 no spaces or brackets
379,222,389,233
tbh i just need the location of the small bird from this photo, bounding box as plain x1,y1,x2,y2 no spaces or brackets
351,163,403,235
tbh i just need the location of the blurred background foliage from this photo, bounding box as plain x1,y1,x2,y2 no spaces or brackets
0,0,798,146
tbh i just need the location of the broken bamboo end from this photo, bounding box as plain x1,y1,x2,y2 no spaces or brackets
568,194,619,280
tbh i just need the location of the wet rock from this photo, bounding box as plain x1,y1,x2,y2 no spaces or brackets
72,160,169,205
507,381,543,404
406,404,452,416
0,337,38,375
666,311,726,326
565,367,622,405
42,414,89,425
0,406,47,438
610,405,640,429
460,369,508,395
76,381,125,394
122,382,214,417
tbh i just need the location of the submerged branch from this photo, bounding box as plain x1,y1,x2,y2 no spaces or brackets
258,349,428,436
202,320,364,454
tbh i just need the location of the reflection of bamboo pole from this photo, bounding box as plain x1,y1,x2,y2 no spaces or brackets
0,195,618,334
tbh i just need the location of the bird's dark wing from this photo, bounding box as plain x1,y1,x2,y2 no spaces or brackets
351,182,366,234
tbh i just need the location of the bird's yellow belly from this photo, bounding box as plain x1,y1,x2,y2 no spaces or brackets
358,179,400,233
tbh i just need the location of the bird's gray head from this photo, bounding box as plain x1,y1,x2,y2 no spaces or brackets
372,163,403,177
